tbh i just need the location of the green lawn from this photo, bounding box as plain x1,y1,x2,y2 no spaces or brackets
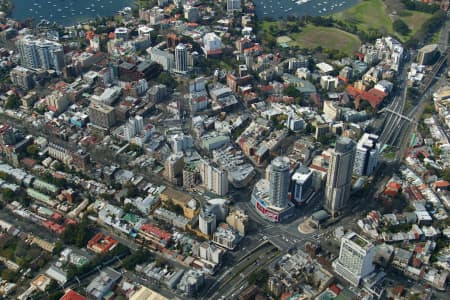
333,0,432,42
290,25,361,55
333,0,394,35
399,10,433,38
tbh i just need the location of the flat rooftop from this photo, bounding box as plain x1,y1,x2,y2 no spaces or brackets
348,232,370,248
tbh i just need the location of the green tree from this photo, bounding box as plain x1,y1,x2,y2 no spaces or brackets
441,168,450,181
432,146,442,158
53,240,64,255
1,188,14,202
129,143,144,156
61,217,92,247
122,249,151,270
1,269,18,282
393,19,411,35
123,202,134,213
156,72,177,90
248,268,270,285
5,94,20,109
49,292,64,300
61,224,76,244
26,144,40,158
165,200,184,215
417,152,425,162
284,85,301,98
74,218,90,248
155,257,166,268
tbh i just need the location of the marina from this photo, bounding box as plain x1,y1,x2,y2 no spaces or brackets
254,0,359,19
12,0,134,25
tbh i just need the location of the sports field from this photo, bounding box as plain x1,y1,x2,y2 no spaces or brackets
289,25,361,55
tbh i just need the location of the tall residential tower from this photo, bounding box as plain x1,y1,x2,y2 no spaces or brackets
175,43,188,73
268,156,291,208
325,137,356,216
16,35,65,72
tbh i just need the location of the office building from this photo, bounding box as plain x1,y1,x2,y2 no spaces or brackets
198,242,224,265
320,75,339,91
114,27,129,40
123,116,144,141
325,137,356,216
203,32,223,57
184,5,200,22
137,25,153,41
164,152,184,184
88,101,116,129
149,47,174,71
86,267,121,300
212,223,240,250
16,35,65,72
183,167,197,189
148,84,168,103
189,77,208,112
0,124,16,146
291,164,313,204
227,0,241,12
199,160,229,196
10,66,34,90
226,209,248,235
353,133,380,176
287,116,305,131
177,270,204,296
170,133,193,153
339,66,353,81
46,91,69,114
175,43,188,73
199,208,216,236
333,231,376,286
268,156,291,208
417,44,439,65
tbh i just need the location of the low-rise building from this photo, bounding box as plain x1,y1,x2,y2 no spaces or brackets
87,233,119,254
86,267,121,300
212,223,241,250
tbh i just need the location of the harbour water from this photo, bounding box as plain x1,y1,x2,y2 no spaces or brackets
253,0,359,19
12,0,135,26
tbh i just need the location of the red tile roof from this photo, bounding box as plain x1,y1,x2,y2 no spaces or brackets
434,180,450,188
346,85,387,108
60,289,87,300
309,164,327,173
140,224,172,242
330,284,342,295
260,85,274,93
87,233,118,254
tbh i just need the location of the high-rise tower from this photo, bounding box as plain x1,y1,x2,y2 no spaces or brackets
325,137,356,216
268,156,291,208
